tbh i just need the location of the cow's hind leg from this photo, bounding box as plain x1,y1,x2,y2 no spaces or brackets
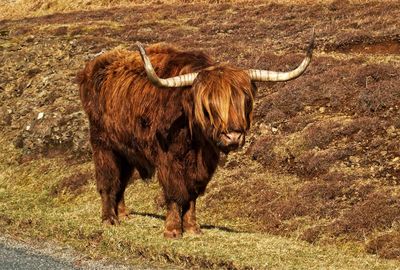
116,157,133,220
182,200,202,235
92,146,132,225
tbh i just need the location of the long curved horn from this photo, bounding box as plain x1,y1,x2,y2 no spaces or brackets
136,42,198,87
248,28,315,82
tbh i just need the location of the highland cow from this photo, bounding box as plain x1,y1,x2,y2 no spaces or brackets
77,31,314,238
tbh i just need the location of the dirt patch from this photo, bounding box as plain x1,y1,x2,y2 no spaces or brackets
300,226,323,244
329,191,400,239
17,218,36,231
329,37,400,55
50,172,91,196
0,214,14,227
366,231,400,260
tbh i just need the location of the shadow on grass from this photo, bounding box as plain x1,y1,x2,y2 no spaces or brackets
131,211,244,233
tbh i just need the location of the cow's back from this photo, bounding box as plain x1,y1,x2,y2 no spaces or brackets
77,44,214,160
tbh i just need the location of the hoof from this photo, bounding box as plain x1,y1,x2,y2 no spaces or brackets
183,225,202,235
163,228,182,239
118,209,132,220
119,213,132,220
102,215,120,225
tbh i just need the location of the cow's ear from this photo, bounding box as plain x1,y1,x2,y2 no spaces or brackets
251,82,258,97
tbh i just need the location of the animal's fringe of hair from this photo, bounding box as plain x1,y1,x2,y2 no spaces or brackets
193,65,254,138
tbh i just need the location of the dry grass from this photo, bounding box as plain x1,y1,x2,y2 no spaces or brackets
1,0,400,268
366,231,400,260
0,139,399,269
1,0,399,20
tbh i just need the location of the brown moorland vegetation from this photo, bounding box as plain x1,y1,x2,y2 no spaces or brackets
1,0,400,267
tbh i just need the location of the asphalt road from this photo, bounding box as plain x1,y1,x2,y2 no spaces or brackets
0,242,77,270
0,236,163,270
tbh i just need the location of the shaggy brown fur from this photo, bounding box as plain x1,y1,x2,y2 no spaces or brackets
78,43,255,237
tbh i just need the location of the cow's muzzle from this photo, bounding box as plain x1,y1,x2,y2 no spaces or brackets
217,132,245,153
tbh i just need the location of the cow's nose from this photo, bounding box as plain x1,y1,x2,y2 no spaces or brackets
223,132,243,146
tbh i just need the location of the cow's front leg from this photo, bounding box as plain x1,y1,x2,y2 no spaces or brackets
164,202,182,239
92,145,132,225
182,200,202,234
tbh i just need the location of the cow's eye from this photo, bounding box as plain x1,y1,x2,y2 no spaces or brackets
203,109,210,120
245,95,252,110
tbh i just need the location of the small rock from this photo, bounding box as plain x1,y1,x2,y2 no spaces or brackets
0,30,9,37
349,156,360,164
319,107,326,113
25,35,35,43
69,39,78,47
271,127,278,133
26,125,31,131
37,112,44,120
1,114,12,126
93,49,106,57
13,136,24,148
259,123,270,135
386,125,396,136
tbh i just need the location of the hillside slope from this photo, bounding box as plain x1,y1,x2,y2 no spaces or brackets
1,0,399,268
